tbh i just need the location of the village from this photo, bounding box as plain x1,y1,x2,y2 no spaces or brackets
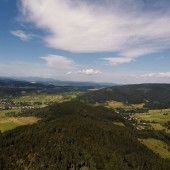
0,98,49,111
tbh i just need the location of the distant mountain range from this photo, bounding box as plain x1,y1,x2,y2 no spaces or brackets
0,76,116,87
0,76,116,97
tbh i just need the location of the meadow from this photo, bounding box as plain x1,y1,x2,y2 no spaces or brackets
0,108,21,118
138,138,170,159
134,109,170,123
106,100,144,109
12,93,78,103
0,92,84,133
103,100,170,133
134,109,170,133
0,116,39,132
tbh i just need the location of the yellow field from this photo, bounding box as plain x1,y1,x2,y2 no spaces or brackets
131,103,144,109
0,117,39,132
138,138,170,159
107,101,125,109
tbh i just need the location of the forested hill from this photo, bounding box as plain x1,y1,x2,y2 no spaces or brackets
77,84,170,109
0,101,170,170
0,78,113,97
0,79,95,97
0,79,56,96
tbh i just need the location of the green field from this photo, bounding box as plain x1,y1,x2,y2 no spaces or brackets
12,92,81,103
0,108,38,132
106,100,144,109
0,92,83,132
134,109,170,123
138,138,170,159
0,108,21,118
134,109,170,133
0,122,19,132
150,123,164,130
0,116,39,132
13,94,65,103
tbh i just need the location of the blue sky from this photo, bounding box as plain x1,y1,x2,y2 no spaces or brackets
0,0,170,83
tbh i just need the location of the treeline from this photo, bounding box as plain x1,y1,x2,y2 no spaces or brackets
0,101,170,170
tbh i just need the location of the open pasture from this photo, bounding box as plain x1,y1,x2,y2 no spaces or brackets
0,116,39,132
12,92,80,103
138,138,170,159
0,108,21,118
106,100,144,109
134,109,170,133
12,94,65,103
134,109,170,123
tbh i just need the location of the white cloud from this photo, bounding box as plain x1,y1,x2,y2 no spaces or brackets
41,55,77,71
66,71,72,75
78,69,101,75
158,72,170,78
41,55,101,76
137,72,170,78
1,60,170,84
103,57,134,65
19,0,170,64
10,30,32,41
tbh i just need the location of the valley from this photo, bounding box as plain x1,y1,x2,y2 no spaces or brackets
0,92,84,132
0,81,170,169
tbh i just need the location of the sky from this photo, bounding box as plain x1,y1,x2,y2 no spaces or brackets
0,0,170,84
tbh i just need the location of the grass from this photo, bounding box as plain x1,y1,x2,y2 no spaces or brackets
134,109,170,133
107,100,125,109
0,93,81,132
150,123,164,130
113,121,125,127
0,122,19,132
138,138,170,159
0,108,21,118
12,93,80,103
134,109,170,123
131,103,144,109
12,94,65,103
0,117,39,132
106,100,144,109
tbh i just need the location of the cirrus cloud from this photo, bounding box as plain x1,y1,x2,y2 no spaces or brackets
10,30,32,41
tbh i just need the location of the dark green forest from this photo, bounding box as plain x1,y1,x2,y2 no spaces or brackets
0,101,170,170
77,84,170,109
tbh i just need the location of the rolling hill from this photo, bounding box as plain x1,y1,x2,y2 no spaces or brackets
0,78,114,98
77,84,170,109
0,101,170,170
